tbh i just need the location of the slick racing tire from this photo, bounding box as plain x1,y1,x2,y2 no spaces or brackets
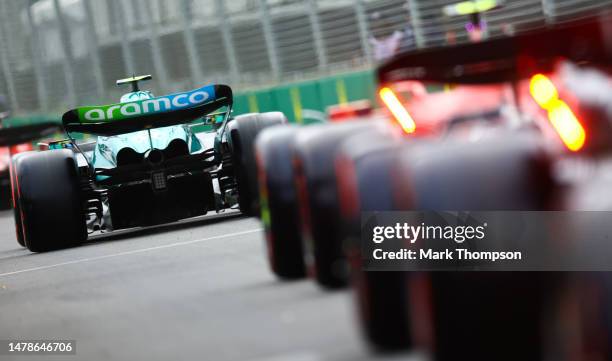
9,152,30,247
393,133,554,361
293,121,377,289
255,125,305,279
393,132,553,211
559,273,612,360
228,112,288,216
15,150,87,252
544,176,612,359
335,129,412,351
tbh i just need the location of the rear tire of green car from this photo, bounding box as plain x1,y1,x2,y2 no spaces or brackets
9,152,30,247
228,112,288,216
15,150,87,252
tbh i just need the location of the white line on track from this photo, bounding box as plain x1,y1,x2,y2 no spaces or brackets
0,228,262,278
247,351,321,361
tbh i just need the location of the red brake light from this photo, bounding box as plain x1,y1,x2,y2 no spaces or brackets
379,87,416,134
529,74,586,152
547,99,586,152
529,74,558,109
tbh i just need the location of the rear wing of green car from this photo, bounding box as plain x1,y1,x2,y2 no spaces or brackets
62,84,233,136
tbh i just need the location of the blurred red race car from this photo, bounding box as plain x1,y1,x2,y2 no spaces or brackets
337,15,612,360
0,98,37,209
256,14,612,361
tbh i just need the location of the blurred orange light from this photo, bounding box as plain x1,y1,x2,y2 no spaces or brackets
379,87,416,134
530,74,558,109
547,99,586,152
529,74,586,152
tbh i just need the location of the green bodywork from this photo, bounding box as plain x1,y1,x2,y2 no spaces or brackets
67,85,219,172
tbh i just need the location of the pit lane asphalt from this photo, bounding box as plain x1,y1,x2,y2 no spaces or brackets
0,210,415,361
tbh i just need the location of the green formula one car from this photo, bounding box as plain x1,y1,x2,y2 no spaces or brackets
11,76,286,252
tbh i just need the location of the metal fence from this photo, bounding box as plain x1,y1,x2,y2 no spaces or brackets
0,0,611,115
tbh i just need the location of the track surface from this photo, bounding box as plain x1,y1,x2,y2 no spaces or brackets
0,210,414,361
